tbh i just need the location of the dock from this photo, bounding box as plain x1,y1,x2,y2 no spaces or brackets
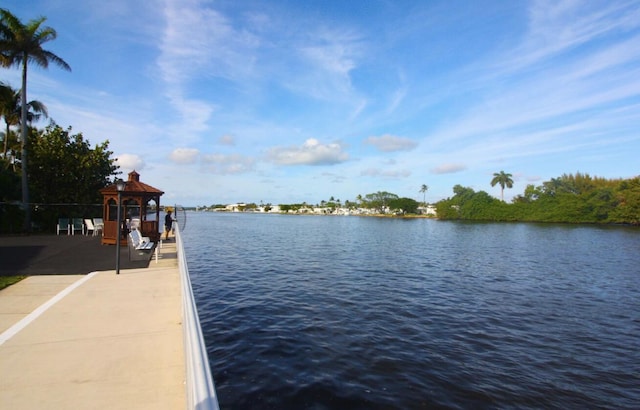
0,235,208,409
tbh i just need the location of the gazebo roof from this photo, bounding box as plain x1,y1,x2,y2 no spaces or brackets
100,170,164,196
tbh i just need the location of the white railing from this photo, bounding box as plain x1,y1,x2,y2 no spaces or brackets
175,223,220,410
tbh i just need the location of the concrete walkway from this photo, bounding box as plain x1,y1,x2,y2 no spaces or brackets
0,240,185,409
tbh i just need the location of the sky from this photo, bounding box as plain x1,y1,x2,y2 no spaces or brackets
3,0,640,206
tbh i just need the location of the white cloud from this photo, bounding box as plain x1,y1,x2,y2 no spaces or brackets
201,153,255,174
364,134,418,152
169,148,200,164
116,154,145,171
267,138,349,166
431,164,467,174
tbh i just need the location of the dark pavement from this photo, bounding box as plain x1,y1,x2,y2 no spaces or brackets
0,234,151,276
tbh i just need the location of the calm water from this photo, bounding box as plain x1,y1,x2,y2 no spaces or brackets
182,213,640,409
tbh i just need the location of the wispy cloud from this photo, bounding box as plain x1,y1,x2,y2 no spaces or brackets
156,0,258,144
267,138,349,166
364,134,418,152
164,93,216,142
9,0,639,205
218,135,236,146
360,168,411,178
426,0,640,168
201,153,256,174
269,24,365,103
430,164,467,174
321,171,347,184
386,85,407,115
169,148,200,164
498,0,640,73
158,0,260,85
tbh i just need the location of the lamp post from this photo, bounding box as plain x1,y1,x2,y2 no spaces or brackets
115,178,126,274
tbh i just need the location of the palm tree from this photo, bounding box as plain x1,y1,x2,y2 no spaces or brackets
0,82,16,159
419,184,429,205
491,171,514,201
0,9,71,230
0,82,47,160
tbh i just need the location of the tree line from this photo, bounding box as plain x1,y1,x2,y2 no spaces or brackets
436,172,640,225
202,171,640,225
274,192,420,215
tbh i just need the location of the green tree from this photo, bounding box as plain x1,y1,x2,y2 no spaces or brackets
0,81,47,159
490,170,514,201
364,191,399,213
610,177,640,224
0,82,16,159
0,9,71,230
0,162,19,200
436,173,640,224
419,184,428,205
27,123,117,204
389,197,419,215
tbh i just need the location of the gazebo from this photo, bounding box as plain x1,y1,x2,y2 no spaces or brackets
99,171,164,245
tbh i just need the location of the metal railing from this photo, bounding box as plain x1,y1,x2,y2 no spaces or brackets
175,223,220,409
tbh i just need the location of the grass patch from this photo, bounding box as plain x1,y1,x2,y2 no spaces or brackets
0,276,27,291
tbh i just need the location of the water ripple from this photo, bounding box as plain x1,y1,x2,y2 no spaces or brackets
185,214,640,409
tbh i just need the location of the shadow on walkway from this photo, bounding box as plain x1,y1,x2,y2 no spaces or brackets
0,234,150,276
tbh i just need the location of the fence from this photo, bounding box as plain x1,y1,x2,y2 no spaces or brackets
174,222,220,410
0,202,104,234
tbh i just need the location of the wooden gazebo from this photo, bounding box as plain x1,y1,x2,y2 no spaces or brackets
99,170,164,245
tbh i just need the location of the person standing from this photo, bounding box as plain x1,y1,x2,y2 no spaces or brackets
164,210,174,240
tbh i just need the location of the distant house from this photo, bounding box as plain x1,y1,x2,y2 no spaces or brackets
418,205,437,215
225,203,246,212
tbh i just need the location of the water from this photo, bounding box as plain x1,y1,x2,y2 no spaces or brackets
182,213,640,409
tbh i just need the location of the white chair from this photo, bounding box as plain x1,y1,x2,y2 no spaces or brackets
129,229,153,249
84,218,96,236
128,228,155,261
130,218,141,230
93,218,104,236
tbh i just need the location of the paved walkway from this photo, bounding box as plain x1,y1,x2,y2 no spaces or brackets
0,238,185,409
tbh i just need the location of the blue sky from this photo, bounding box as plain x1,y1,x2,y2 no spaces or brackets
3,0,639,206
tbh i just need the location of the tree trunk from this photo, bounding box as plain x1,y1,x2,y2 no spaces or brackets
3,121,8,159
21,54,30,232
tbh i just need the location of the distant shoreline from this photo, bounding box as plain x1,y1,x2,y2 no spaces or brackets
190,210,640,226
